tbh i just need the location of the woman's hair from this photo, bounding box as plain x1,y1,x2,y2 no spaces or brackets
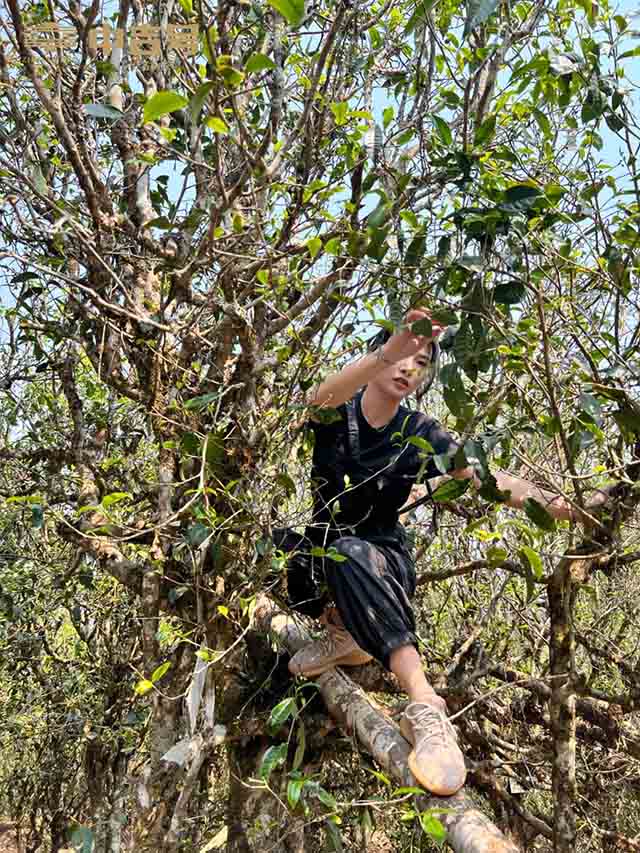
366,327,440,400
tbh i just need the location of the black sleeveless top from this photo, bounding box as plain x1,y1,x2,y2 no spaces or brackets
305,390,459,547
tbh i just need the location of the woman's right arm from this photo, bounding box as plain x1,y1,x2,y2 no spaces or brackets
308,347,394,411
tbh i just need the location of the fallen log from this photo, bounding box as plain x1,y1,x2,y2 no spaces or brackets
254,598,520,853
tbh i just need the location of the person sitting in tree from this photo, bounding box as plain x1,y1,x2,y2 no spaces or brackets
274,307,597,797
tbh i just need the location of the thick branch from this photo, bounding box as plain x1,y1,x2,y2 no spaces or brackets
254,599,520,853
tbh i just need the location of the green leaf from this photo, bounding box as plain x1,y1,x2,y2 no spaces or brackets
325,237,342,255
523,498,557,532
493,281,525,305
325,818,343,852
314,785,337,810
383,106,394,129
184,392,219,411
102,492,132,510
532,108,551,138
186,522,210,548
178,0,193,14
84,103,124,120
77,505,100,515
245,52,276,73
268,0,305,26
619,46,640,61
144,216,173,229
432,479,470,502
368,203,390,228
151,661,172,683
519,545,543,579
201,26,219,63
306,236,322,259
259,744,288,780
268,697,297,730
292,720,306,770
464,0,500,38
143,91,188,124
405,0,434,34
486,545,508,567
501,184,543,212
205,116,229,134
310,546,327,557
11,272,39,284
411,318,433,338
309,407,343,425
433,452,454,474
420,813,447,843
276,472,297,495
478,475,511,503
325,548,347,562
430,307,457,325
366,768,391,785
330,101,349,126
474,114,496,146
404,233,426,269
436,235,451,263
406,435,435,453
135,679,154,695
400,210,419,229
432,115,452,146
605,112,625,133
366,225,390,262
287,778,304,809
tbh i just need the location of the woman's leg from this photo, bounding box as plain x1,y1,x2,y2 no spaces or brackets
389,645,446,711
295,537,466,796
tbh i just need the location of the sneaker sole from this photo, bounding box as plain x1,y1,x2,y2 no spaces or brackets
406,748,465,797
292,650,373,678
400,716,466,797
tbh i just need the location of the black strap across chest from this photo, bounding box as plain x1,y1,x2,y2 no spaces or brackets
345,397,361,461
345,395,439,527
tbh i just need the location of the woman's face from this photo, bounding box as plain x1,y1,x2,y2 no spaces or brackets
372,343,433,401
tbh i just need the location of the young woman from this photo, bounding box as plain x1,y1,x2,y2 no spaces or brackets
275,307,588,797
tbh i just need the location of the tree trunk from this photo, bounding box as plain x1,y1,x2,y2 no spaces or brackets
548,560,577,853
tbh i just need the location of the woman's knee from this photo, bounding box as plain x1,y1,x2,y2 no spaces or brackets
330,536,387,578
332,535,362,558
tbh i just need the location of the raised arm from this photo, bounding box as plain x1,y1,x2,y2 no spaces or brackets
309,308,444,410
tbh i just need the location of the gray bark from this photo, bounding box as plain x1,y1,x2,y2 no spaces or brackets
254,599,520,853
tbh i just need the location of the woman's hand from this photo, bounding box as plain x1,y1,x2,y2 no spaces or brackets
382,308,446,363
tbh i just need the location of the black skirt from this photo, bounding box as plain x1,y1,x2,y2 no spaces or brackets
272,526,418,671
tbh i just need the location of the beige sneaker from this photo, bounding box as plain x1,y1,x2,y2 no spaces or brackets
288,622,373,677
399,701,466,796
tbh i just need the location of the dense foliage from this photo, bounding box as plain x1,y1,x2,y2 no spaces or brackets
1,0,639,849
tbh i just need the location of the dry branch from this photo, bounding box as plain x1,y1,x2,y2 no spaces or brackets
254,598,520,853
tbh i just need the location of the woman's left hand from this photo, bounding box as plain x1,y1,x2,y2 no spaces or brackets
383,307,445,363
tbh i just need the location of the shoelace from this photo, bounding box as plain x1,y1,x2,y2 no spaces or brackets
408,705,454,749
